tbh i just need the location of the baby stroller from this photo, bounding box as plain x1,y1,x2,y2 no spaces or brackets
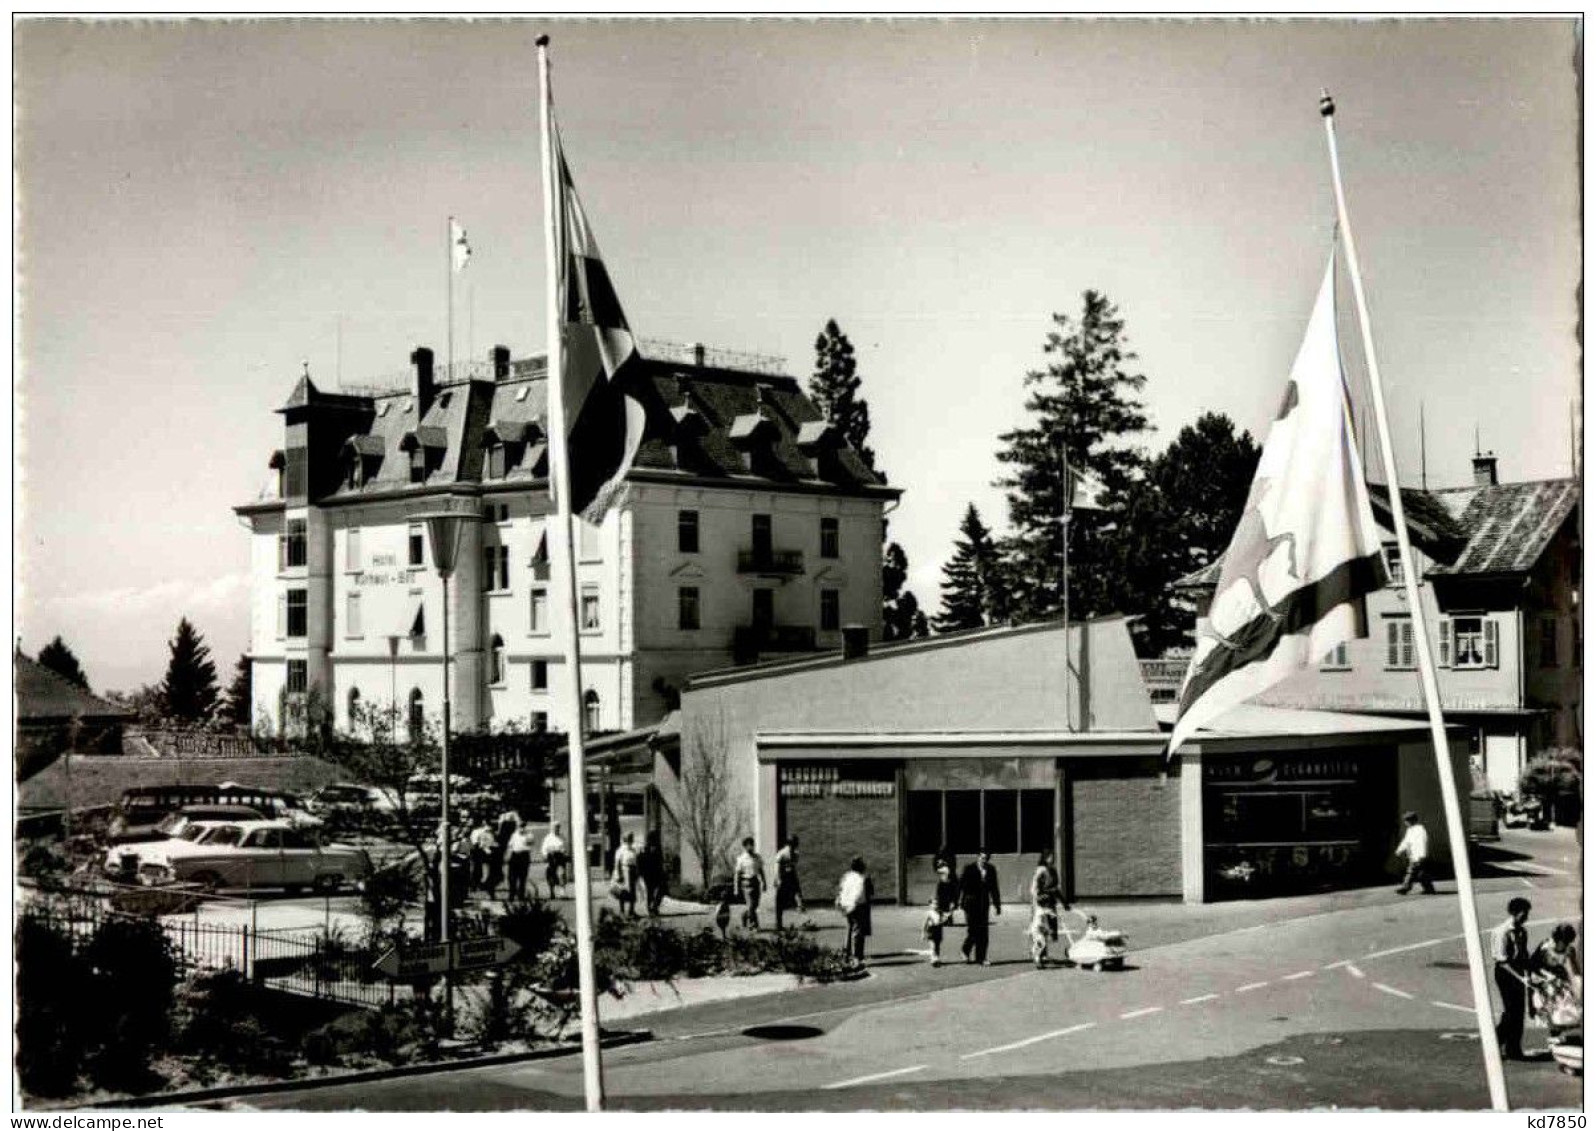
1529,970,1583,1076
1060,909,1129,971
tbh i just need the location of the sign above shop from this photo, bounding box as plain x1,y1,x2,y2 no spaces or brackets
1204,756,1365,784
779,764,895,799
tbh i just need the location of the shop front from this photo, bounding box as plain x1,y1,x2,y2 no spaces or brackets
1201,747,1398,900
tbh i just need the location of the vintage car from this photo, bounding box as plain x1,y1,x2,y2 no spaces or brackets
105,819,370,894
106,803,268,847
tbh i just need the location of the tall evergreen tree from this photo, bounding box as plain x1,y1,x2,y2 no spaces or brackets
882,542,930,641
933,504,1010,632
157,617,219,724
1114,412,1261,655
36,635,90,690
995,291,1150,623
809,319,876,471
222,653,253,729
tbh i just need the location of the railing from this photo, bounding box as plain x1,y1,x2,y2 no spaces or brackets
637,338,788,376
734,624,818,662
736,549,805,575
132,728,272,758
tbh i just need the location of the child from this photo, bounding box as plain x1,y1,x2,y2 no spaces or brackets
713,893,732,940
924,863,959,967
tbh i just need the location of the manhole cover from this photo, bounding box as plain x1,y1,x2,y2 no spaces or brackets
1266,1055,1306,1066
1440,1032,1480,1042
742,1024,824,1040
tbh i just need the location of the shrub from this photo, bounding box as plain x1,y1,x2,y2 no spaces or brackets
361,861,421,931
498,897,564,961
16,913,93,1097
300,1003,427,1067
82,916,180,1091
178,969,296,1078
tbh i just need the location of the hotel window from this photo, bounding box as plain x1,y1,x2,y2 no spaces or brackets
1540,617,1559,668
531,660,548,691
752,588,774,628
1451,615,1497,670
1385,618,1415,670
531,711,549,733
347,526,361,570
286,589,308,638
345,592,362,638
409,447,426,484
679,586,701,630
581,589,601,631
489,635,506,685
530,588,548,634
1381,543,1403,586
752,513,772,559
487,443,507,480
584,688,601,734
820,589,840,632
279,518,307,571
1320,642,1349,669
678,510,700,554
820,517,839,559
286,659,308,694
483,544,509,591
408,525,425,566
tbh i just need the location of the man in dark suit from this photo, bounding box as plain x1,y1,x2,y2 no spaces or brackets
959,850,1002,965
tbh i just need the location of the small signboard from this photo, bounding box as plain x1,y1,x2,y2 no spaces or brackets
374,937,522,979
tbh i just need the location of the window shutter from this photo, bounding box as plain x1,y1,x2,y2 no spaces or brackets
1401,621,1415,668
1484,618,1499,668
348,527,361,570
1386,621,1399,667
276,593,287,638
1437,618,1452,667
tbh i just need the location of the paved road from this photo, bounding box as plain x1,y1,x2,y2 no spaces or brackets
232,828,1583,1111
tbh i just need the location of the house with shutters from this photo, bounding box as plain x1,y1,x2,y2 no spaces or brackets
1177,454,1581,796
233,341,898,739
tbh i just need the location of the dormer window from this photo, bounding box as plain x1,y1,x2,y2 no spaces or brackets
729,411,780,477
410,447,427,484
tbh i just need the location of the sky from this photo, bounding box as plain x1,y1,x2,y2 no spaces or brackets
14,16,1582,695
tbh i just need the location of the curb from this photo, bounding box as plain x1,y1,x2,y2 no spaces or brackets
76,1029,652,1110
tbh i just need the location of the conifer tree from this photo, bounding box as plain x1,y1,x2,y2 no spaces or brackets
157,617,219,724
222,653,253,729
37,635,90,690
809,319,876,472
933,504,1009,632
995,291,1150,623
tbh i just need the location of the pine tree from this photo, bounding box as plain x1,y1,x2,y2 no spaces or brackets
809,319,876,471
37,635,90,690
222,653,253,729
933,504,1010,632
157,617,219,724
882,542,930,641
1115,412,1261,655
995,291,1150,623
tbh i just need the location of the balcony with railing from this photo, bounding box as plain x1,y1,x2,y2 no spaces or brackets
736,549,805,576
734,623,818,663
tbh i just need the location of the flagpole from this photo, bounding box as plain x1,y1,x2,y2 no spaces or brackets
1320,90,1509,1112
447,215,454,383
1060,443,1072,730
537,34,606,1112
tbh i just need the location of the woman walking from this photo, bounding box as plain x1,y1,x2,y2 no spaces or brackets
837,856,874,967
923,861,960,967
1027,850,1064,968
611,832,641,918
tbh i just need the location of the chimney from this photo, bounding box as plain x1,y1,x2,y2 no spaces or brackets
491,345,511,382
692,342,706,367
842,624,869,661
1472,451,1499,487
410,347,435,414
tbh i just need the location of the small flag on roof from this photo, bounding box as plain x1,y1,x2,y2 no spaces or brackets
1167,252,1386,755
553,124,647,523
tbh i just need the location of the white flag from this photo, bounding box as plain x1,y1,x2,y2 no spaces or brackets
451,218,472,273
1167,252,1386,755
1065,462,1110,512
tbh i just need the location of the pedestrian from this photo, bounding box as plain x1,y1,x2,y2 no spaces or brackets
713,891,733,939
612,831,640,917
540,821,567,899
1490,896,1533,1060
506,822,533,902
773,834,805,931
924,862,960,967
1028,849,1063,968
733,836,766,931
933,843,958,879
837,856,873,966
959,849,1002,966
490,805,517,894
468,816,494,894
639,830,666,917
1394,810,1436,895
1532,922,1583,986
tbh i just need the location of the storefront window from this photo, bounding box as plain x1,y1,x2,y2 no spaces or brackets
906,791,942,857
1020,790,1055,854
983,790,1019,854
906,787,1055,859
944,790,981,855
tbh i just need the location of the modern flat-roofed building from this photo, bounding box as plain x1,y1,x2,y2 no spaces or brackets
234,341,898,739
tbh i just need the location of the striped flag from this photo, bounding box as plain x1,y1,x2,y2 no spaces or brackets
450,218,472,273
553,129,647,523
1064,461,1109,512
1167,253,1386,754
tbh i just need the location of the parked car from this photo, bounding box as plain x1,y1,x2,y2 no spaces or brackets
106,803,268,846
107,819,371,894
107,784,318,841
